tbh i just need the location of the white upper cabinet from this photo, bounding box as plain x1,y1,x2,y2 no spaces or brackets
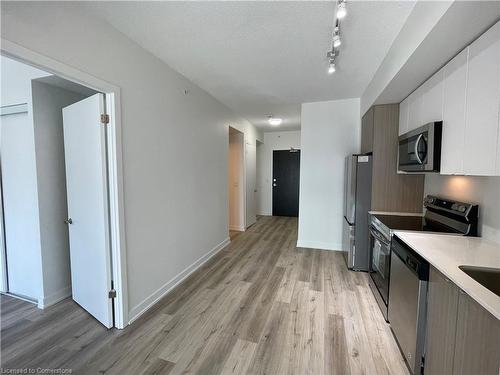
408,86,424,132
402,69,444,136
399,97,409,136
421,68,444,124
441,48,468,175
399,21,500,176
463,22,500,176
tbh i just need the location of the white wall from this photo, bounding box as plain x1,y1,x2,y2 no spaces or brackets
361,1,453,114
298,98,361,250
0,55,49,106
0,110,42,300
0,56,50,301
257,131,301,216
425,175,500,244
229,130,245,231
1,2,262,321
31,80,88,307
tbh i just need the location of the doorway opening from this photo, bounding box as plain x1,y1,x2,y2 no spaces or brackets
0,52,126,328
272,149,301,217
228,127,245,239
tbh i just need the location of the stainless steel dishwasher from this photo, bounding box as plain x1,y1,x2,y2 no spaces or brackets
388,236,429,375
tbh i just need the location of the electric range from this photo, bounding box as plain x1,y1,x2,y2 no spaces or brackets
368,195,478,321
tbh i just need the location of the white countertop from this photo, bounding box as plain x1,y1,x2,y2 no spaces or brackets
394,231,500,320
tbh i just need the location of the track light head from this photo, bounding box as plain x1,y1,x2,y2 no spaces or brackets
328,60,336,74
337,1,347,19
333,35,341,48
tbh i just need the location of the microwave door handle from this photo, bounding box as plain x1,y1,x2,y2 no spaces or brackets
414,134,424,165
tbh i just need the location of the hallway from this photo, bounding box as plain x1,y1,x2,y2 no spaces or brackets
1,216,408,374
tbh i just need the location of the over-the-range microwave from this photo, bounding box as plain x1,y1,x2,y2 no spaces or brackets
398,121,442,173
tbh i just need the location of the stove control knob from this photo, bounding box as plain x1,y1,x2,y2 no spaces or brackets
458,205,467,213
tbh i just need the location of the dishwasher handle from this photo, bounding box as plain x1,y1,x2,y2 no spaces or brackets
392,236,429,281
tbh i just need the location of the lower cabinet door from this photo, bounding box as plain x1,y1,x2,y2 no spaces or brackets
425,267,459,375
453,291,500,375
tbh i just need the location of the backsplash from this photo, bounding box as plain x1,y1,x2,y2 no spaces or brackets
424,175,500,244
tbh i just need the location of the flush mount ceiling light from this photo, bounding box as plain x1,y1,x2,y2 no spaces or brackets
268,116,282,126
337,0,347,19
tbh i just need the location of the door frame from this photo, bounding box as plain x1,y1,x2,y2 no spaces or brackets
228,126,246,232
244,139,257,228
1,39,129,328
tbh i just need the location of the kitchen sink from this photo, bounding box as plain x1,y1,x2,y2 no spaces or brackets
459,265,500,298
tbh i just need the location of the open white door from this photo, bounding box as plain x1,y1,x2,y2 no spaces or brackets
63,94,113,328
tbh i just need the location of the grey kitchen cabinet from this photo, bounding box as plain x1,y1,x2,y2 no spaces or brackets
425,267,460,375
360,104,424,213
453,290,500,375
425,266,500,375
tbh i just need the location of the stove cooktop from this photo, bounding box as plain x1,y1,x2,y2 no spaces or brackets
372,214,426,232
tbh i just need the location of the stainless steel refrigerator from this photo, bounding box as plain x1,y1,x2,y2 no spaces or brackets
342,154,372,271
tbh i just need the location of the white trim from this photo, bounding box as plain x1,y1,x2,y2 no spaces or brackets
229,225,245,232
128,237,230,324
1,39,129,328
296,240,343,251
257,212,272,216
1,103,28,116
1,292,37,305
38,286,71,309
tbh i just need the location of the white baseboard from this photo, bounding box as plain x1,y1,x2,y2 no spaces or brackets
229,225,245,232
38,286,72,309
1,292,37,305
257,212,272,216
296,240,343,251
128,237,231,324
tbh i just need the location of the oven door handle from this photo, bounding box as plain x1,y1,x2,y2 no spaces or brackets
370,228,390,247
414,134,424,165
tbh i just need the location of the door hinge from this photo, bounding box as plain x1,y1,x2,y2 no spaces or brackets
101,114,109,124
108,289,117,299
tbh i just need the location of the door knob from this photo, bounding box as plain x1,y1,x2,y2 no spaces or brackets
64,218,73,225
273,183,277,187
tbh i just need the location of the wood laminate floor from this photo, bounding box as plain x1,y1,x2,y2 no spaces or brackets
0,216,409,374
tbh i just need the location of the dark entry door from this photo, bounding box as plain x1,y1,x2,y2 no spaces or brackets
272,150,300,217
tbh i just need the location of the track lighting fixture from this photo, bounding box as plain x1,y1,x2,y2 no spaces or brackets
326,2,348,75
337,0,347,19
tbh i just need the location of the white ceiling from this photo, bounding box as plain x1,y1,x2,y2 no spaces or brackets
83,1,415,131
